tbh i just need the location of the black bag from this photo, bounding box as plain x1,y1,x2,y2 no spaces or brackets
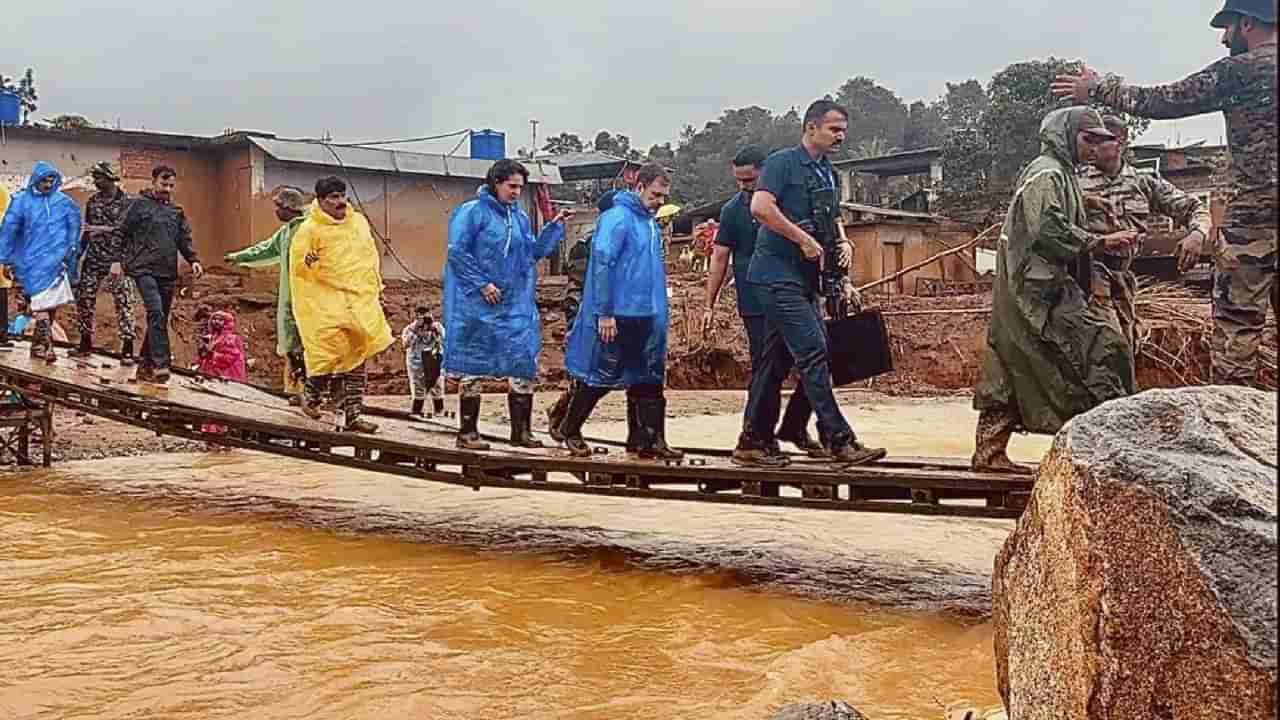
826,309,894,386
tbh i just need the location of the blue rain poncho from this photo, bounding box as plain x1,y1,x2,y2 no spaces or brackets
565,191,669,387
442,186,565,380
0,162,82,295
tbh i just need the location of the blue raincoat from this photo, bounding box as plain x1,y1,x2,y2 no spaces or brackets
0,162,82,295
565,191,669,387
442,186,565,380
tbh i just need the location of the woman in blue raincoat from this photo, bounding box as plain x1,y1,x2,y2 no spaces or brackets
556,164,682,461
443,159,571,450
0,161,82,362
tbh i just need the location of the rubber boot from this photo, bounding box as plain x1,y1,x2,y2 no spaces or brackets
410,398,425,418
547,384,574,442
624,395,643,458
636,396,683,461
457,395,490,451
120,338,135,367
508,393,543,448
971,408,1024,473
559,385,609,457
30,319,56,363
432,397,445,417
69,334,94,359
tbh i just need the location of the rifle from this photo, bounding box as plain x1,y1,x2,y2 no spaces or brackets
809,186,848,318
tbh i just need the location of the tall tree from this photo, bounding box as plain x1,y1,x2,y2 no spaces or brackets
542,132,584,155
647,142,675,165
833,76,907,156
46,114,93,130
671,105,801,205
593,130,633,158
903,100,945,150
940,79,989,131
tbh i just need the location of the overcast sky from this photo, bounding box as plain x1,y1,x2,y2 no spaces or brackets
5,0,1230,153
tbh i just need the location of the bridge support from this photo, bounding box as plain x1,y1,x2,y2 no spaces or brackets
0,390,53,468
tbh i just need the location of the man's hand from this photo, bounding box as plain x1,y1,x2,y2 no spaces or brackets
552,208,576,225
109,262,123,278
598,315,617,344
1102,230,1139,251
842,280,863,314
700,308,715,337
837,240,853,269
1050,67,1098,103
1176,230,1207,273
799,233,823,262
191,262,205,278
481,283,503,305
304,251,319,268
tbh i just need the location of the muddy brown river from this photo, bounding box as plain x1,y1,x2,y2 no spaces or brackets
0,398,1048,719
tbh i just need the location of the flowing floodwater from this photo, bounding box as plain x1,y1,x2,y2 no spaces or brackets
0,398,1048,719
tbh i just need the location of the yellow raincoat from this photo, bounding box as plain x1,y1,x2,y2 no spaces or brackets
0,186,11,290
288,201,393,376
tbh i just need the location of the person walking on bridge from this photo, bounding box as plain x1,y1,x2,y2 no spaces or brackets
443,159,571,450
401,306,446,418
1052,0,1278,386
290,176,393,434
117,165,204,384
225,186,309,403
0,161,82,363
556,164,683,461
71,162,138,364
971,107,1136,473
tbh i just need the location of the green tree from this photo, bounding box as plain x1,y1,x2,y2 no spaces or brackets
940,79,989,131
593,130,633,158
542,132,584,155
46,114,93,130
903,100,945,150
833,76,907,157
671,105,801,205
647,142,675,165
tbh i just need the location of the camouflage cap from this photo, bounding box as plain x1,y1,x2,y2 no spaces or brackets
272,186,307,211
1076,109,1117,140
89,161,120,181
1211,0,1276,27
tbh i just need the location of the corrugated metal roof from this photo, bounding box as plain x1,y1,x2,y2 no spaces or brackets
249,138,561,184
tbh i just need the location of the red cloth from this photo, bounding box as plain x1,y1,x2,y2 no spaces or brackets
694,220,718,255
197,311,247,382
535,185,555,226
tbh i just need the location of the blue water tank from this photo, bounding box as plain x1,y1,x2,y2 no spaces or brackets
470,129,506,161
0,92,19,125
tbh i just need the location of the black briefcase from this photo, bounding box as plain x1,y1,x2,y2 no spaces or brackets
826,309,894,386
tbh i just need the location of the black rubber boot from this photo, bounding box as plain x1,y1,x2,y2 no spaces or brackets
624,395,643,456
410,398,425,418
457,395,490,451
120,338,135,367
508,393,543,448
636,396,683,461
559,385,609,457
547,383,575,442
432,397,445,417
69,335,94,358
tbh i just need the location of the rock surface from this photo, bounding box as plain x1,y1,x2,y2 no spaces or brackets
994,387,1278,719
770,700,870,720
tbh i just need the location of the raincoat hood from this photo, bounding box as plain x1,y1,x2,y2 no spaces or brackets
476,185,513,210
1040,107,1091,167
613,190,653,218
306,199,353,227
26,161,63,195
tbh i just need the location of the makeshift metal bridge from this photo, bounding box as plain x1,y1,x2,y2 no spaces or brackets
0,342,1033,519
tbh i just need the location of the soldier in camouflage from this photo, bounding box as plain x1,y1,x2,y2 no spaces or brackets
1078,115,1213,349
71,162,138,363
1052,0,1277,386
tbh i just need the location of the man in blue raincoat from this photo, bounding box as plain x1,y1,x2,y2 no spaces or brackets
555,164,683,461
443,159,572,450
0,162,82,362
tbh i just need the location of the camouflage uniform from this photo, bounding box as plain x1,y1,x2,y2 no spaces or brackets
1090,43,1278,385
77,187,137,346
1078,162,1213,347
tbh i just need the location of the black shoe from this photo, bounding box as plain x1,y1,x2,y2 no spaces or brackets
120,339,135,366
635,396,683,461
69,338,94,358
457,395,490,451
508,392,543,448
564,435,593,458
432,398,445,416
410,398,425,418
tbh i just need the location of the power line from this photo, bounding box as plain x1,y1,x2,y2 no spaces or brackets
285,128,472,148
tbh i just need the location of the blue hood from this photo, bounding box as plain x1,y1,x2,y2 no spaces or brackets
613,190,652,218
26,161,63,195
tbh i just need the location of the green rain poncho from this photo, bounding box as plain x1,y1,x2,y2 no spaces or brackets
974,107,1135,434
224,217,305,356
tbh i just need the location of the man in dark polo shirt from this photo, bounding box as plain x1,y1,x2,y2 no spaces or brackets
741,100,886,467
703,146,821,468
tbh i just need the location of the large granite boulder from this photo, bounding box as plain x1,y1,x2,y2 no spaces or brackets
994,387,1277,719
